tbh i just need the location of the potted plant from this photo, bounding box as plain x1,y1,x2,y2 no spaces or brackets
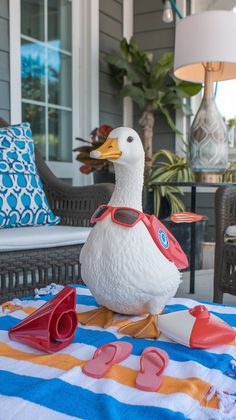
73,125,115,183
148,148,194,217
106,37,202,170
223,162,236,182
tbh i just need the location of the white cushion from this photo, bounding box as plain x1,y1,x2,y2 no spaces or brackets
225,225,236,237
0,225,92,251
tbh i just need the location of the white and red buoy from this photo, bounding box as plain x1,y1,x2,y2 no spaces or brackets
159,305,236,348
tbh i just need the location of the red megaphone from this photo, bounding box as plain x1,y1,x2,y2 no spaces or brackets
9,286,78,353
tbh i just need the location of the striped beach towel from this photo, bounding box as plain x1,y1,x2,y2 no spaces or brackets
0,284,235,420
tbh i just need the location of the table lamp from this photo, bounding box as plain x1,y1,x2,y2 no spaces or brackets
174,11,236,182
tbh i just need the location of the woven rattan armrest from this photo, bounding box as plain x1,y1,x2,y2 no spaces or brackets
214,186,236,302
215,186,236,245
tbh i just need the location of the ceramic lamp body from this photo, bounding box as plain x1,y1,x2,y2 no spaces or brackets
189,97,228,173
189,65,228,174
174,11,236,177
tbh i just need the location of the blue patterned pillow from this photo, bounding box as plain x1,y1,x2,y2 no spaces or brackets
0,123,60,228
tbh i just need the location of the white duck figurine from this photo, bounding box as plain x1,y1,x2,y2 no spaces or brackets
79,127,182,338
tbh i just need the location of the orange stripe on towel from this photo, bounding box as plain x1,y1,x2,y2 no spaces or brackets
0,342,85,371
0,342,218,408
105,364,218,408
22,307,37,315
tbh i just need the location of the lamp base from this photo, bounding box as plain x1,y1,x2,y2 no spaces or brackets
195,172,223,183
189,65,228,176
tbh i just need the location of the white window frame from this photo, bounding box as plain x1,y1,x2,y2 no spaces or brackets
9,0,99,186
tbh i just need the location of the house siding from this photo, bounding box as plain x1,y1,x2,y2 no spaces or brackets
0,0,10,122
99,0,123,128
134,0,176,152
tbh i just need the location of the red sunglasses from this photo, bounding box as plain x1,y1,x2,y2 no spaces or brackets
91,204,148,227
91,204,189,270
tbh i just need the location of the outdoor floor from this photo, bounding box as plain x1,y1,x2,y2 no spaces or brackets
177,269,236,306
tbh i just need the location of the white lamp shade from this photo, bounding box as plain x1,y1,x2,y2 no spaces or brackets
174,11,236,82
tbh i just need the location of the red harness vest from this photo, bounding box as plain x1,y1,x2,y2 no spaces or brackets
143,213,188,270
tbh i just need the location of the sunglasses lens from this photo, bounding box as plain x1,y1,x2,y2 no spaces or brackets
114,209,139,225
92,205,108,219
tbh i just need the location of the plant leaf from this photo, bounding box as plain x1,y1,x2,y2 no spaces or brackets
152,149,177,164
152,52,173,81
120,84,146,108
168,192,185,214
106,53,141,83
159,106,183,136
181,103,193,116
154,188,161,216
176,80,202,97
120,38,130,60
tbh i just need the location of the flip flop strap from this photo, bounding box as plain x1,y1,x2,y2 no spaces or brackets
140,349,167,375
93,343,120,364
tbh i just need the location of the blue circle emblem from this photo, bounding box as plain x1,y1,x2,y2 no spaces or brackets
158,229,169,249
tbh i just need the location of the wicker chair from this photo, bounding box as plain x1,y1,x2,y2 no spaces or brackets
0,118,114,303
214,186,236,303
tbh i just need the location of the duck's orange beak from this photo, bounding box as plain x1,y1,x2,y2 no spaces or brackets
90,137,122,161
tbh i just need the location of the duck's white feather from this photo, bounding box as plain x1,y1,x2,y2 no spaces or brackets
80,216,181,315
80,127,181,315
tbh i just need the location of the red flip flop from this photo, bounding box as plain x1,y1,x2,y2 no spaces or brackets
82,341,133,378
136,347,169,392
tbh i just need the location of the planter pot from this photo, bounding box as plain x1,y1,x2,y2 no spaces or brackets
163,219,207,270
93,170,115,184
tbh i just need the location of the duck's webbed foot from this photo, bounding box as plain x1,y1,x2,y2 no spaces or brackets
118,314,160,339
79,306,114,328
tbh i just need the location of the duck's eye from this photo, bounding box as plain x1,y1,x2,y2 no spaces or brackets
127,136,134,143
